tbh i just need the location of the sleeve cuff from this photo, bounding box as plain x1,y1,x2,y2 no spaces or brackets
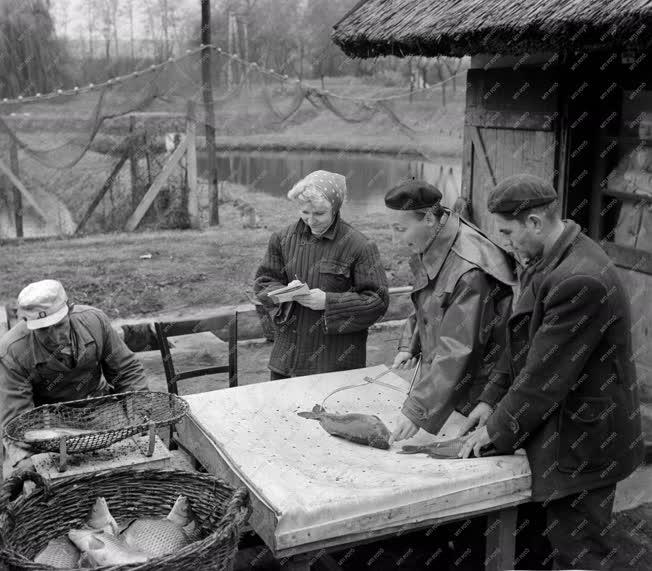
478,383,506,409
485,404,523,452
401,398,448,435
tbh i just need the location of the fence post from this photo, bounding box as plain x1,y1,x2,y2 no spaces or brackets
10,141,22,238
186,100,207,229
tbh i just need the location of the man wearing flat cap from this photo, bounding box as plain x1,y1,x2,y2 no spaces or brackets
0,280,148,477
459,173,644,569
385,179,517,442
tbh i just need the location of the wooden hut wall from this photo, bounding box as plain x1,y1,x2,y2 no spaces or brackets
462,55,652,440
461,61,561,242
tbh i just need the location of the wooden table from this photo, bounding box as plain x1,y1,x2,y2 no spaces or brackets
177,365,532,570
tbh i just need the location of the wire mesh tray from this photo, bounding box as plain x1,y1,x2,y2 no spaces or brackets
4,391,189,454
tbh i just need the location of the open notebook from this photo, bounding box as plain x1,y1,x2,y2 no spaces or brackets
268,282,310,303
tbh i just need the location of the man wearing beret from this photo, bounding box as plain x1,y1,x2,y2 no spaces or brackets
0,280,149,478
385,179,517,442
459,174,644,569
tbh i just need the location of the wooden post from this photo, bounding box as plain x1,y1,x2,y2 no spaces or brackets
485,507,517,571
201,0,219,225
10,142,22,238
0,157,47,221
124,137,189,231
186,99,205,229
129,115,141,210
76,147,131,235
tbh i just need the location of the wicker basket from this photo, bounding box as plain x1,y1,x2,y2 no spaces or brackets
0,469,251,571
4,392,188,454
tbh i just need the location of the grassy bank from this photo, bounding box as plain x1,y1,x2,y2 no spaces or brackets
0,182,413,318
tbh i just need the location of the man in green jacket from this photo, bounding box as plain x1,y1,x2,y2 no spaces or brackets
0,280,148,477
460,174,644,569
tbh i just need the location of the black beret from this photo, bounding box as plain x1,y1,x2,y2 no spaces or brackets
488,174,557,214
384,179,442,211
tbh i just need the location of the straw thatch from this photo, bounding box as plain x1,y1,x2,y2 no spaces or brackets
332,0,652,58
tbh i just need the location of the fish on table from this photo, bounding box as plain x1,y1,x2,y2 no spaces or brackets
297,404,392,450
398,437,501,459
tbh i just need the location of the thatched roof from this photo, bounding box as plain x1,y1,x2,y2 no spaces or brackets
332,0,652,58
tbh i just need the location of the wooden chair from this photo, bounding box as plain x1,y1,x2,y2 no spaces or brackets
154,311,238,450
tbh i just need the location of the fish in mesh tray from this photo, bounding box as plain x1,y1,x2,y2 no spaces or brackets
5,391,188,453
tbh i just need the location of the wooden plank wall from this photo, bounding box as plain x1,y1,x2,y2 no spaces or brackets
462,67,560,242
616,267,652,438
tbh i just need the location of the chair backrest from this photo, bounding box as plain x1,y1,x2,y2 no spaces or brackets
154,312,238,396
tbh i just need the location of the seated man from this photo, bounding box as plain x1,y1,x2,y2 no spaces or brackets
0,280,148,477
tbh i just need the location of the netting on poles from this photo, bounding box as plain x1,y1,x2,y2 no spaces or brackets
0,46,466,238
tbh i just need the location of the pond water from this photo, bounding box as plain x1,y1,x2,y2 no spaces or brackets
198,150,462,217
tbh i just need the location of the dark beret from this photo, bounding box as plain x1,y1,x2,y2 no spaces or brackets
384,179,442,211
488,174,558,214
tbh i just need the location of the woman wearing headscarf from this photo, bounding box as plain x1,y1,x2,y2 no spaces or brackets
254,170,389,380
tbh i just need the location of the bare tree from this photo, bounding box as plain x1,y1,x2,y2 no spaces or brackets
0,0,65,97
120,0,136,59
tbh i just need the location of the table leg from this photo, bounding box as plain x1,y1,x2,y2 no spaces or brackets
485,506,517,571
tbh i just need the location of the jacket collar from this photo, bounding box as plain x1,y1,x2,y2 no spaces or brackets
421,211,459,280
31,306,96,367
298,212,341,241
452,216,518,286
532,219,582,275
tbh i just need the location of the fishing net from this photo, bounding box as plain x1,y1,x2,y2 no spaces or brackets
0,46,465,239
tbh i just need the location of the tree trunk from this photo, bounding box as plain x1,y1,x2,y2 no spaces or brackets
129,2,134,59
226,11,233,88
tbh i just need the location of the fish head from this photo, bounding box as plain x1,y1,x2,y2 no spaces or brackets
73,531,148,566
86,497,119,535
167,495,193,527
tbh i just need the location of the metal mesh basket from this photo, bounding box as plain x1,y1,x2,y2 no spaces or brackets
4,391,189,454
0,469,251,571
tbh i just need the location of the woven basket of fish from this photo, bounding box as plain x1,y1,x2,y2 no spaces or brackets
0,468,251,571
3,391,189,454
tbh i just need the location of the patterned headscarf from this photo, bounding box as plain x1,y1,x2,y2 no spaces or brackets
287,170,347,212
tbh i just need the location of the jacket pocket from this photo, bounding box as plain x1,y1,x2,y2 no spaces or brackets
319,259,352,292
557,395,615,474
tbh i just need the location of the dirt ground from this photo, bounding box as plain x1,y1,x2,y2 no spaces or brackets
137,324,652,571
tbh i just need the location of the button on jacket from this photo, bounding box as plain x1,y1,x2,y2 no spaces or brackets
398,212,517,434
479,220,644,501
254,214,389,377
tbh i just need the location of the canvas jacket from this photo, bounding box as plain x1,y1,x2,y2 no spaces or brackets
399,212,517,434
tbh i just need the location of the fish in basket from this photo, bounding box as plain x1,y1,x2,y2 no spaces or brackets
3,391,189,455
0,468,251,571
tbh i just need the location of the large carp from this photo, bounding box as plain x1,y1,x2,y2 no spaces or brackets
298,404,391,450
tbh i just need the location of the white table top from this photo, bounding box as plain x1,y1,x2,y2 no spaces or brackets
177,365,532,553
